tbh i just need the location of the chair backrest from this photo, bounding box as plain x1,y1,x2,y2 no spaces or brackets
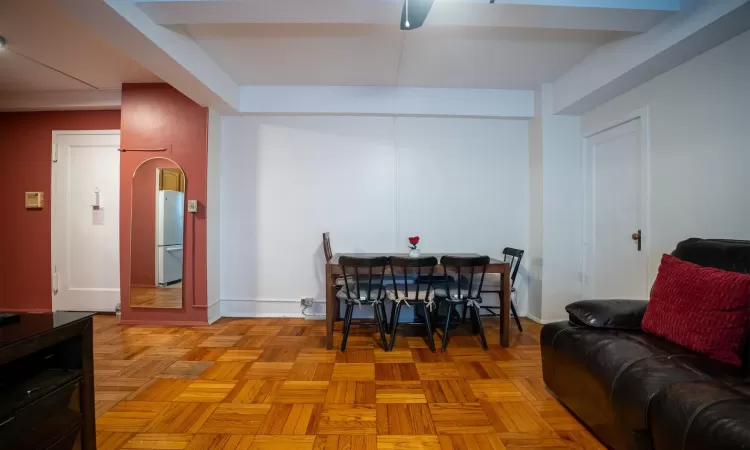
323,232,333,262
502,247,524,288
389,256,438,301
339,256,389,301
440,255,490,300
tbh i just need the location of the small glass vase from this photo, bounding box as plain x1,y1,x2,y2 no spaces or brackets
409,248,421,258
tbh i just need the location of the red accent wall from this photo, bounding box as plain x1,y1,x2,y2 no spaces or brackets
0,111,121,312
130,158,181,287
120,83,208,324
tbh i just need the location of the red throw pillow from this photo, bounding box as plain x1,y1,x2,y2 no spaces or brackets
642,254,750,366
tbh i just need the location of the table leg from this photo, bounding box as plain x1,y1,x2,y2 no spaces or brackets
501,269,511,347
81,319,96,450
326,263,335,350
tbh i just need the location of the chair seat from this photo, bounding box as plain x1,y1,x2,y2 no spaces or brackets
385,283,432,302
480,285,517,295
334,275,355,287
335,275,386,287
480,284,516,292
464,274,516,293
336,283,386,303
432,285,482,303
414,274,454,284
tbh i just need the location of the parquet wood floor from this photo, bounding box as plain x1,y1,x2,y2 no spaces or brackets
93,315,604,450
130,284,183,309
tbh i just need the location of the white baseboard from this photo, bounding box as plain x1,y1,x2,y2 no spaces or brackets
526,313,556,325
219,298,425,321
215,297,535,322
207,301,222,324
220,298,326,318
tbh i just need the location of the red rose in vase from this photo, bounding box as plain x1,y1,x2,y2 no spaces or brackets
408,236,420,250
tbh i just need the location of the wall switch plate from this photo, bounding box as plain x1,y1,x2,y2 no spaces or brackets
25,192,44,209
187,200,198,213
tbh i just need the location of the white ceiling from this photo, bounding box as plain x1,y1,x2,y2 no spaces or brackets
185,24,627,89
0,0,679,96
149,0,675,89
0,0,159,92
40,0,747,116
0,51,89,91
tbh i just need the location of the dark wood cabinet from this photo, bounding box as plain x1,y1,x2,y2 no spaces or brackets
0,312,95,450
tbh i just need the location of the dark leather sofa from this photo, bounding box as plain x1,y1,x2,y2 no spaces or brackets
541,238,750,450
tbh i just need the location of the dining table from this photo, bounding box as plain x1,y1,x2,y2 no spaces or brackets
325,253,512,349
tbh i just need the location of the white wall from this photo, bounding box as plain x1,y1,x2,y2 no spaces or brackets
527,88,544,320
206,108,222,323
527,85,584,324
553,0,750,114
220,116,529,317
539,85,583,322
582,29,750,286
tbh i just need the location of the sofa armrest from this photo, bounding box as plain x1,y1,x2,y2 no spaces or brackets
565,299,648,330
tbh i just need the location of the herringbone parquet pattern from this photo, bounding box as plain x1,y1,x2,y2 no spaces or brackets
93,315,604,449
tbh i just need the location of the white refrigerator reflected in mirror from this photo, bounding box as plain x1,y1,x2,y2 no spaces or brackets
157,189,184,286
130,158,186,309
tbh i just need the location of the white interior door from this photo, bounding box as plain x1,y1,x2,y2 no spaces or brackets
52,131,121,312
584,119,648,299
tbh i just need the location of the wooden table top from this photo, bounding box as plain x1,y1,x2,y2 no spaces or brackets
329,253,505,265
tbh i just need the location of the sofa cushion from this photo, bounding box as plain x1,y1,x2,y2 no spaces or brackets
610,354,714,449
642,254,750,366
566,299,648,330
673,238,750,274
649,381,750,450
673,238,750,372
542,319,746,450
541,321,625,448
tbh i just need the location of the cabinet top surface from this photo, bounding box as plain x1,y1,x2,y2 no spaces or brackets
0,312,94,348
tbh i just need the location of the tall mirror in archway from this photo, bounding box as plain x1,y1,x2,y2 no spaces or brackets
130,158,186,309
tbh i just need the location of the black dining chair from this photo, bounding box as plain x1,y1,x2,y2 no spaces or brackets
385,256,438,352
323,232,333,263
468,248,524,332
337,256,390,351
432,255,490,351
323,232,352,288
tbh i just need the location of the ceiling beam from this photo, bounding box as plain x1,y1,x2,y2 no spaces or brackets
239,86,534,118
135,0,677,32
486,0,679,9
553,0,750,115
0,89,122,112
52,0,240,113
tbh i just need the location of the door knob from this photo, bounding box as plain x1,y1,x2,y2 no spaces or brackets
632,230,642,251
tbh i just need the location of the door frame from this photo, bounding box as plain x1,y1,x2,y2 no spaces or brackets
51,130,121,312
155,167,162,286
580,108,651,299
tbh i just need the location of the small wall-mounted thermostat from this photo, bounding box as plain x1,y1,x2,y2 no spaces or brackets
25,192,44,209
187,200,198,213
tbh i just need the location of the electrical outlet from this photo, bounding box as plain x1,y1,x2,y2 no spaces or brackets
300,297,314,307
187,200,198,213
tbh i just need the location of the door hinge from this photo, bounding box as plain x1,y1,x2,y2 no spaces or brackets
52,144,58,163
52,273,59,294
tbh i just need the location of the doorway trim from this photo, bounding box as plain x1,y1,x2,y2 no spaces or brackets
580,107,651,299
51,129,121,312
155,167,162,287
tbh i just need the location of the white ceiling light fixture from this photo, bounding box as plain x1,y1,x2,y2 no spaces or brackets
405,0,410,29
400,0,435,30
